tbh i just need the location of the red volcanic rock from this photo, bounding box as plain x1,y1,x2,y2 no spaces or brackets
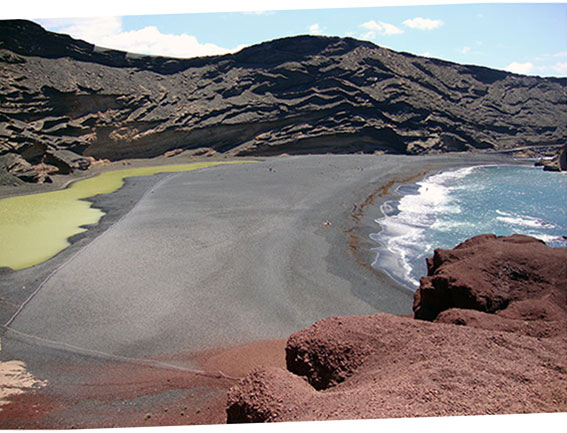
226,367,314,423
285,316,372,390
226,314,567,422
226,234,567,423
435,305,566,338
413,234,567,324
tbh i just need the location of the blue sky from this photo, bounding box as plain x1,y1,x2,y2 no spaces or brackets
23,2,567,77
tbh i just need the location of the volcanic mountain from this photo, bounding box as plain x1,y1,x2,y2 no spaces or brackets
1,19,565,183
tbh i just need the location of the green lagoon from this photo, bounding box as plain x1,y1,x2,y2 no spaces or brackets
0,161,249,270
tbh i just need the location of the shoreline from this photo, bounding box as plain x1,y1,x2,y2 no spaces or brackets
0,153,266,200
367,163,497,291
369,162,565,291
326,154,533,303
0,153,530,428
0,160,254,272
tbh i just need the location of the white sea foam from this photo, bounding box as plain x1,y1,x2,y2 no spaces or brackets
523,233,565,244
372,164,567,290
495,210,554,229
430,220,474,231
372,166,478,289
373,214,427,288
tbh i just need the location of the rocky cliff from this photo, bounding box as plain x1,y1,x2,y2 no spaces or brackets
535,144,567,172
226,235,567,422
414,234,566,333
1,20,566,183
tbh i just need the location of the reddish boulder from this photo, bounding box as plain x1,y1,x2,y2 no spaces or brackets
285,316,371,390
435,305,566,338
226,314,567,422
413,234,567,323
226,367,314,423
226,234,567,423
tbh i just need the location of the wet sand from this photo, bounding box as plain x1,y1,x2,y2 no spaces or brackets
0,153,523,427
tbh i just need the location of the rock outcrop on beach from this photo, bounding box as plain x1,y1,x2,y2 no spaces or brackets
226,235,567,422
1,20,566,184
535,144,567,172
414,234,567,336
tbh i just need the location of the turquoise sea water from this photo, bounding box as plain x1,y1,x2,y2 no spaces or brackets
371,165,567,290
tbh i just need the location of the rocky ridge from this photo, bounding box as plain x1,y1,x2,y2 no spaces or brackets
1,20,566,184
414,234,566,336
535,144,567,172
226,235,567,422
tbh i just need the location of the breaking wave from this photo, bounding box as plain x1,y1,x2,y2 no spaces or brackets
371,165,567,290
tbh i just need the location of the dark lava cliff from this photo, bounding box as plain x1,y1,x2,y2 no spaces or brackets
1,20,566,183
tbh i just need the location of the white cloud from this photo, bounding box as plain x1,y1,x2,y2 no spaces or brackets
551,61,567,74
41,16,122,43
421,51,432,57
535,51,567,61
37,17,243,58
505,62,534,75
403,17,443,30
460,46,472,54
381,22,404,36
500,58,567,77
361,31,376,40
242,11,276,15
361,21,381,30
360,20,403,36
309,23,323,35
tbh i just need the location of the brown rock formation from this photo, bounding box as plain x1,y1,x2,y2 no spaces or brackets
537,144,567,172
226,314,567,422
413,234,566,326
1,20,566,183
226,235,567,422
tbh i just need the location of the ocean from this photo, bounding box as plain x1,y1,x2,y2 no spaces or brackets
371,164,567,290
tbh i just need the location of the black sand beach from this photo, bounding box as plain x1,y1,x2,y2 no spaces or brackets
0,153,525,427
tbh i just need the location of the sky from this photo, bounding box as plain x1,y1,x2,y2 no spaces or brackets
7,1,567,77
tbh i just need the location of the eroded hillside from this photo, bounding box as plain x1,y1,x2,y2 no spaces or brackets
1,20,565,183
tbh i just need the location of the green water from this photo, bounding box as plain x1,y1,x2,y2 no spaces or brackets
0,161,249,270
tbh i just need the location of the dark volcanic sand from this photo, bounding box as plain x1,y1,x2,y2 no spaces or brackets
0,153,526,427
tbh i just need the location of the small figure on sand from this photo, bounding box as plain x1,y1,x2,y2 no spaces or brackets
322,220,332,227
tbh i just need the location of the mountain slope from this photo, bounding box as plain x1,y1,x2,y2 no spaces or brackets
1,19,565,183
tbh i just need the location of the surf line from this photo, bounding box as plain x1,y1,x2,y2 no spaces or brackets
345,170,428,277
